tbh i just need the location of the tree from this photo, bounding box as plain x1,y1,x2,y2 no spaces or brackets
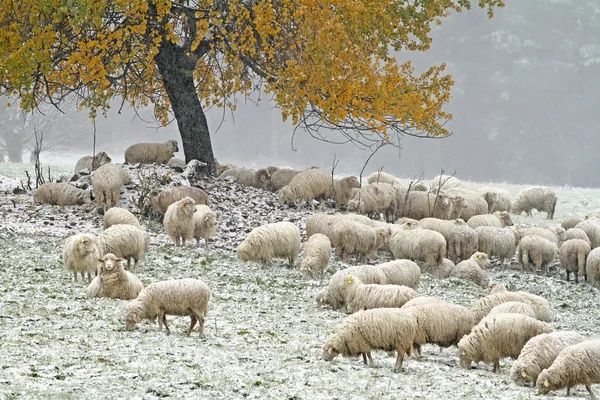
0,0,504,174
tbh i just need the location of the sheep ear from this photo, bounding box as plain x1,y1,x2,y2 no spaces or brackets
320,297,326,303
521,371,527,378
98,258,104,262
116,258,124,262
544,380,550,387
328,348,334,354
347,276,353,284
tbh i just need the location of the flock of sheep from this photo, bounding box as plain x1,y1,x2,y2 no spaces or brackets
29,140,600,398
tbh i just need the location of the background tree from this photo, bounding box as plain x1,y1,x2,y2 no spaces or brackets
0,0,504,174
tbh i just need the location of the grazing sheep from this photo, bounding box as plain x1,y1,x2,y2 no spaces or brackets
510,331,586,387
237,221,301,267
146,186,210,215
63,233,102,283
521,226,566,247
367,171,401,187
471,292,535,323
511,187,558,219
488,283,552,322
447,221,478,264
375,260,421,289
166,157,187,169
559,238,591,283
124,278,210,337
163,197,196,247
330,176,361,208
401,296,448,309
124,140,179,164
97,224,150,270
317,265,388,310
417,258,455,278
396,191,453,220
449,252,489,286
321,308,418,371
300,233,332,279
418,218,463,242
478,187,512,213
562,216,585,231
467,211,514,229
586,247,600,288
565,227,591,246
87,253,144,300
536,340,600,398
74,151,112,174
475,226,519,266
445,190,488,221
267,168,300,192
346,183,397,222
518,235,558,275
331,220,388,264
430,174,463,190
192,204,218,250
278,168,332,208
389,221,446,267
487,302,536,318
458,313,552,373
34,182,92,206
306,213,342,239
103,207,141,230
343,276,419,313
92,163,127,212
575,219,600,249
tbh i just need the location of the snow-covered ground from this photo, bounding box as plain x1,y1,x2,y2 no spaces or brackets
0,161,599,399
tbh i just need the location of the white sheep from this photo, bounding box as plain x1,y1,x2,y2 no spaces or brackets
124,140,179,164
98,224,150,270
478,187,512,213
343,276,418,313
575,219,600,249
166,157,186,169
74,151,112,174
418,217,462,242
163,196,196,246
417,258,455,278
92,163,126,213
470,291,535,323
586,247,600,288
306,213,343,239
321,308,418,371
449,252,489,286
445,189,488,221
63,233,102,283
447,221,478,264
86,253,144,300
367,171,401,187
330,176,361,208
559,238,591,283
146,186,210,215
317,265,388,311
124,278,211,337
488,283,552,322
510,331,586,387
219,167,271,190
458,313,552,373
562,216,585,231
389,221,446,267
518,235,558,275
375,260,421,289
467,211,514,229
237,221,301,267
565,227,591,246
396,191,453,220
300,233,331,279
536,340,600,398
475,226,519,266
278,168,332,209
192,204,218,249
511,186,558,219
521,226,566,247
486,302,535,318
430,174,463,190
346,183,397,222
103,207,141,230
331,219,389,263
33,182,91,206
401,296,448,309
268,168,301,192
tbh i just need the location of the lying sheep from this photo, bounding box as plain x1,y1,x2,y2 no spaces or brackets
300,233,332,279
375,260,420,289
389,221,446,267
321,308,418,371
536,340,600,398
488,283,552,322
343,276,418,313
401,296,448,309
559,238,591,283
396,191,453,220
317,265,388,310
467,211,513,229
487,302,535,318
98,224,150,270
367,171,401,187
124,278,211,337
331,220,388,264
511,186,557,219
417,258,455,278
447,221,478,264
192,204,218,249
124,140,179,164
215,160,237,177
63,233,102,283
34,182,91,206
518,235,558,275
278,168,331,209
521,226,566,247
164,197,196,246
575,219,600,249
103,207,141,230
475,226,519,266
586,247,600,288
346,183,397,222
146,186,210,215
92,163,127,213
74,151,112,174
510,331,586,387
458,313,552,373
565,227,591,246
478,187,512,213
87,253,144,300
562,216,585,231
330,176,361,208
449,252,489,286
268,168,301,192
166,157,187,170
219,167,271,190
237,221,301,266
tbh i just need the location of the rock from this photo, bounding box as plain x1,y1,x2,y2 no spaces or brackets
13,187,26,195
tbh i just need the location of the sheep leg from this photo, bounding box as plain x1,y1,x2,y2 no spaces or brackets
567,386,571,395
413,343,422,360
366,352,374,367
86,271,92,283
575,271,579,284
162,315,170,335
566,270,570,281
195,314,205,337
361,353,368,365
157,313,164,331
393,352,404,372
204,238,209,250
187,315,197,337
493,359,500,374
73,271,78,282
586,385,595,400
182,238,187,247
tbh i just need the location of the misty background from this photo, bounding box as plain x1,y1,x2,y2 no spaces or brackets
0,0,597,187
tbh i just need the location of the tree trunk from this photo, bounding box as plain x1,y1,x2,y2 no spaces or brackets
154,41,216,175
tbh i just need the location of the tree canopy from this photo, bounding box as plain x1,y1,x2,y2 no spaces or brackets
0,0,504,172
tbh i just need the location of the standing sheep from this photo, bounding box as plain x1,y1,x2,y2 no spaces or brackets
87,253,144,300
237,222,301,267
367,171,401,187
575,219,600,249
389,221,447,267
518,235,558,275
467,211,513,229
346,183,397,222
478,187,512,213
445,190,488,221
375,259,421,289
565,227,591,246
586,247,600,288
98,224,150,270
486,302,536,318
164,197,196,246
475,226,519,266
92,163,127,213
449,252,489,286
146,186,210,215
74,151,112,174
418,217,462,242
511,187,558,219
330,176,361,208
305,213,342,239
396,191,453,220
330,220,387,264
63,233,102,283
521,226,566,247
559,238,591,283
458,313,552,373
343,276,419,313
268,168,301,192
278,168,331,209
124,278,211,337
321,308,418,371
430,174,463,190
103,207,141,230
317,265,388,310
447,221,478,264
488,283,552,322
562,216,585,231
300,233,332,279
470,291,535,323
124,140,179,165
34,182,91,206
192,204,218,249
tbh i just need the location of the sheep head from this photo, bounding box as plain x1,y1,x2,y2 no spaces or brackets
177,196,196,217
166,139,179,153
99,253,124,273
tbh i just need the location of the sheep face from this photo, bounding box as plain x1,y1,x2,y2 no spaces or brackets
79,191,92,205
256,169,270,188
510,367,531,387
124,302,144,331
99,253,124,273
402,221,420,230
236,240,254,262
488,282,507,293
166,140,179,153
472,252,490,268
553,227,567,243
458,349,473,369
178,197,196,217
536,371,554,395
321,344,340,361
277,186,296,204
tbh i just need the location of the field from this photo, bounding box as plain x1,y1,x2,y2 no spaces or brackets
0,162,599,399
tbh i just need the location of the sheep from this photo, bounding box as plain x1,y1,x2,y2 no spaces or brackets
33,182,92,206
488,282,552,322
367,171,401,187
63,233,102,283
237,221,301,267
317,265,388,310
330,176,361,208
458,313,552,373
559,238,591,283
102,207,141,230
74,151,112,174
146,186,210,215
306,213,342,239
219,167,271,190
521,226,566,247
124,140,179,164
536,340,600,398
86,253,144,300
511,186,558,219
402,296,448,309
510,331,586,387
562,216,585,231
566,227,591,246
300,233,332,279
470,291,535,323
447,221,478,264
343,276,419,313
278,168,331,209
475,226,519,266
192,204,218,250
445,189,488,221
575,219,600,249
389,221,446,268
330,219,388,263
487,302,536,318
418,217,463,242
375,260,420,289
166,157,187,169
405,302,475,358
518,235,558,275
215,160,237,177
448,195,467,220
396,191,453,220
417,258,455,278
586,247,600,288
97,224,150,270
268,168,301,192
430,174,463,190
478,187,512,213
92,163,127,213
467,211,514,229
587,209,600,220
321,308,418,371
346,183,397,222
449,252,489,286
163,196,196,246
124,278,210,337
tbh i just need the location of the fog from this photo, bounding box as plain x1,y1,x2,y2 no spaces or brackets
3,0,599,187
